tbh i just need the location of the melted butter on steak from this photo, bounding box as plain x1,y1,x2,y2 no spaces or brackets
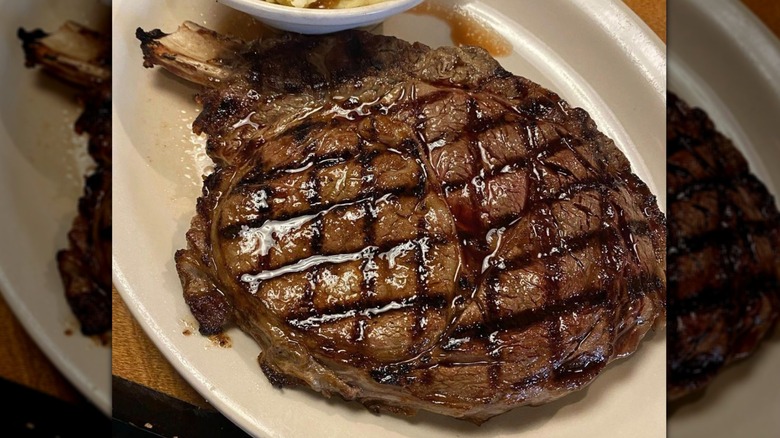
139,23,666,423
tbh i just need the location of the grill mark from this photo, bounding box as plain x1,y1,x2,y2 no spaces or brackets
670,172,750,203
480,112,505,390
410,151,428,201
667,133,714,165
539,206,565,384
407,88,585,185
354,141,377,345
713,148,744,345
668,273,779,318
440,173,636,262
598,182,618,364
465,97,487,173
225,155,634,244
245,85,602,199
440,135,576,192
301,267,318,324
474,174,632,233
626,267,664,303
239,235,451,292
668,220,777,262
409,216,431,349
612,199,642,266
219,187,417,240
484,275,501,323
359,199,379,297
306,170,324,317
458,288,607,340
669,139,779,320
220,199,363,254
485,274,502,388
383,90,458,137
551,177,621,201
413,86,568,157
238,149,354,186
288,293,449,330
560,134,600,175
452,272,663,340
499,221,652,272
427,92,662,387
667,162,693,178
308,162,324,254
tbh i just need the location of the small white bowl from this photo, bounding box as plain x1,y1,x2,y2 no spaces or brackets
217,0,422,34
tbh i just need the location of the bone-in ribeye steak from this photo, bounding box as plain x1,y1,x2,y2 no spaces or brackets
667,93,780,400
138,22,666,423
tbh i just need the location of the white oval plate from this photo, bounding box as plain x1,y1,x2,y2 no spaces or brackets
667,0,780,436
0,0,111,414
113,1,666,436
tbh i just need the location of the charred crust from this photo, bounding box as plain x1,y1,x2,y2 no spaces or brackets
17,27,47,43
136,28,166,68
259,362,303,388
65,286,111,335
370,364,412,386
186,292,231,336
135,27,167,44
57,249,111,335
17,28,48,67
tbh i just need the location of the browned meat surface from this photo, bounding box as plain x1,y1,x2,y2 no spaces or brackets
19,22,112,337
667,93,780,400
139,23,665,423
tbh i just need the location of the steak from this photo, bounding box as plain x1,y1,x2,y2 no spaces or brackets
19,22,112,337
667,93,780,400
138,22,666,423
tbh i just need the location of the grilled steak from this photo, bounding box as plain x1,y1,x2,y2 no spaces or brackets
138,22,666,423
667,93,780,400
19,22,112,336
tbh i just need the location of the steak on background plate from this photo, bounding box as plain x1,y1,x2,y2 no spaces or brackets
667,93,780,401
138,22,665,423
19,22,112,337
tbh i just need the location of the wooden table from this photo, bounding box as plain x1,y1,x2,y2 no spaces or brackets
0,296,83,402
